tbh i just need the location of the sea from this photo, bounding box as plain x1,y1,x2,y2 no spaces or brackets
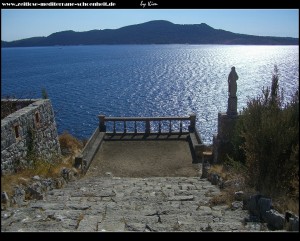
1,45,299,144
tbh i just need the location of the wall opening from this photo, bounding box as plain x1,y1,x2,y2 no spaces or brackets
14,124,20,139
34,111,41,128
35,112,40,123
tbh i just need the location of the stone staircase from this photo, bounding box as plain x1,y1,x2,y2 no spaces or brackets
1,175,258,232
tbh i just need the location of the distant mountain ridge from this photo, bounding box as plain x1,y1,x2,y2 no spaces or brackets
2,20,298,47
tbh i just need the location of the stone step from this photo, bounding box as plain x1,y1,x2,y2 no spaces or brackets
1,175,256,232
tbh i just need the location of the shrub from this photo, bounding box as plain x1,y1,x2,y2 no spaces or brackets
41,88,49,99
231,66,299,198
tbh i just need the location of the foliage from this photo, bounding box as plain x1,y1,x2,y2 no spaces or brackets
1,97,32,119
41,88,49,99
231,66,299,198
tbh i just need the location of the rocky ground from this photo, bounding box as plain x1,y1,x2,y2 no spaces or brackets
2,174,270,232
1,139,298,232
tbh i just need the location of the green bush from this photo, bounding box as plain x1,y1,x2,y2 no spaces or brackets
231,66,299,197
41,88,49,99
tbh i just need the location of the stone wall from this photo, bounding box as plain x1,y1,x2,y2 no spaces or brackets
1,99,61,174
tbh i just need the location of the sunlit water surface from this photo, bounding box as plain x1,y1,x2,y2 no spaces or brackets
2,45,298,144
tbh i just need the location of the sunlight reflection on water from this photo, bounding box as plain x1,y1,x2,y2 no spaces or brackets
2,45,299,144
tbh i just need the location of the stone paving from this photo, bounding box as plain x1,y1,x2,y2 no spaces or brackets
86,140,199,178
1,175,259,232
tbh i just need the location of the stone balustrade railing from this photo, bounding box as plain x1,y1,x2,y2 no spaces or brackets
98,114,196,134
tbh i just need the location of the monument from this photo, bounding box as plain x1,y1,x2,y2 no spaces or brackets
212,67,240,163
227,66,238,115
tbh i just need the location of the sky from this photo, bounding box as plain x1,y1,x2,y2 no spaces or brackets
1,9,299,42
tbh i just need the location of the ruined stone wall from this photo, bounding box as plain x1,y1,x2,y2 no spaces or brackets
1,99,61,174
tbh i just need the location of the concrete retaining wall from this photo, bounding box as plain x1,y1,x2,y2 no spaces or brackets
1,99,61,174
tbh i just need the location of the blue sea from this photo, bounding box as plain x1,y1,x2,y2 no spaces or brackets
1,45,299,144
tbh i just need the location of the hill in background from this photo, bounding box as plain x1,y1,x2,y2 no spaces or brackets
2,20,298,47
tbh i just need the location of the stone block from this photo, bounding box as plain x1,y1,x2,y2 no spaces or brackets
265,209,285,230
258,198,272,221
285,211,299,231
247,194,262,217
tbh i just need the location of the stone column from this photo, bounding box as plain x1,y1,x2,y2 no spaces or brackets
145,120,150,135
227,96,238,116
99,115,106,132
189,114,196,132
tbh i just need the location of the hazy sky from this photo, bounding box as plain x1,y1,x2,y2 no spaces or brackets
1,9,299,41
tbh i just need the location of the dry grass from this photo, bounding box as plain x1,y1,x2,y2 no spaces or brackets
75,213,85,229
209,191,234,206
208,162,244,183
1,156,73,197
207,164,239,207
59,131,83,155
207,162,299,215
272,196,299,215
209,164,226,179
1,132,84,197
